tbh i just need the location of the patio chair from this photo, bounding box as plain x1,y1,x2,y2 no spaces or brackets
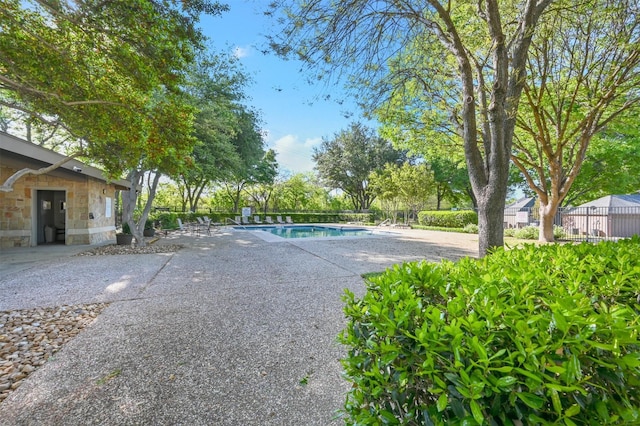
285,216,294,224
204,216,221,231
177,218,188,232
253,215,263,224
241,216,251,225
265,216,274,224
276,216,285,224
196,217,215,235
195,216,206,233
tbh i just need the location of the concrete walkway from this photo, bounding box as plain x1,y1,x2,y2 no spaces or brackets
0,227,478,425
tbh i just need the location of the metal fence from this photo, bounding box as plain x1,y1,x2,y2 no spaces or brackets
504,206,640,241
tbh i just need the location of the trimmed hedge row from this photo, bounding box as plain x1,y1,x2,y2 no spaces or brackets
150,212,374,229
340,237,640,425
418,210,478,228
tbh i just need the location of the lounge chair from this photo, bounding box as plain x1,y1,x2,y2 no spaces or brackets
234,216,242,225
276,216,285,224
265,216,274,224
195,216,205,233
241,216,251,225
196,217,214,235
253,215,263,224
285,216,294,224
204,216,221,231
391,222,410,229
177,218,188,231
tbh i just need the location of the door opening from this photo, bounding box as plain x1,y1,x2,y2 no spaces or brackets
37,190,66,245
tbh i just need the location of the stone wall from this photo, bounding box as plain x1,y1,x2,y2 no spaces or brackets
0,166,31,248
0,165,117,248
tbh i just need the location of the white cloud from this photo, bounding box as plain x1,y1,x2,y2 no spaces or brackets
269,134,322,174
233,45,251,59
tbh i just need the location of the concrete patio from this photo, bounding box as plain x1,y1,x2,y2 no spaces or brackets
0,227,478,425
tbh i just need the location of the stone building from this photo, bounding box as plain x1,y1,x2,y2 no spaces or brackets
0,132,131,248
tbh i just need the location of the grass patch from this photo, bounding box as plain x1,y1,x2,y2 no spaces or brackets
96,368,122,385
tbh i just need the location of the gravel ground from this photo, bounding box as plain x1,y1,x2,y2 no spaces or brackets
75,242,184,256
0,242,183,404
0,304,108,403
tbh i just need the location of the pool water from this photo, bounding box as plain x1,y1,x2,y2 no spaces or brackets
237,225,372,239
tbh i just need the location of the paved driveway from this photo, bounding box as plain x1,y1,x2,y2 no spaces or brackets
0,228,478,425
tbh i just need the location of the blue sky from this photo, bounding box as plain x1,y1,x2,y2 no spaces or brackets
198,1,370,175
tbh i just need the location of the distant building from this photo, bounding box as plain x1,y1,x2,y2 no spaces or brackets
504,197,536,228
563,194,640,238
0,132,130,248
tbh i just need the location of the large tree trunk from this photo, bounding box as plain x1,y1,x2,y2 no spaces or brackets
539,196,563,242
476,182,508,256
122,170,144,246
122,169,161,247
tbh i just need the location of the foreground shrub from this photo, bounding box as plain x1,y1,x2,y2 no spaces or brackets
340,237,640,425
418,210,478,228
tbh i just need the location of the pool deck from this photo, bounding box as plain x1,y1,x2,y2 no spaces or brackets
0,226,479,425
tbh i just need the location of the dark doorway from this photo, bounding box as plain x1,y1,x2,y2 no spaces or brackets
37,190,66,244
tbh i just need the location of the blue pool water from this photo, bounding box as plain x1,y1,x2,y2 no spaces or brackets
234,225,372,239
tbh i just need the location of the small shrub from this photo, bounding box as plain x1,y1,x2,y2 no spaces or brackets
514,225,539,239
121,222,131,234
554,225,566,239
508,225,568,240
462,223,478,234
504,227,516,237
340,237,640,425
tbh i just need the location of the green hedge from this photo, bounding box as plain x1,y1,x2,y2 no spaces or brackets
150,211,374,228
418,210,478,228
340,237,640,425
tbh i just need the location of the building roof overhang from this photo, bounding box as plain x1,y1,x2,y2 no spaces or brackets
0,132,131,190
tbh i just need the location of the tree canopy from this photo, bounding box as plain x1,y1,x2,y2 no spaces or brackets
177,52,264,212
313,122,405,211
269,0,553,255
511,0,640,241
557,123,640,207
0,0,227,178
369,162,434,223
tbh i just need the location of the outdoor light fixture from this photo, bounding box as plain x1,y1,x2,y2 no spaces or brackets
72,166,82,172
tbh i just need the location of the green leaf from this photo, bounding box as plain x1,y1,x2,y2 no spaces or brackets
513,368,544,384
437,393,448,412
564,404,580,417
495,376,517,388
470,400,484,424
490,366,514,373
379,409,398,424
566,355,582,383
550,388,562,415
517,392,545,409
595,401,610,421
619,353,640,368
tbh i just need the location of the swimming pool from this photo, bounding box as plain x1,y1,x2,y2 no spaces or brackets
233,225,373,239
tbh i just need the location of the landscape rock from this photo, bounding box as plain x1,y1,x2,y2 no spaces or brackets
0,303,107,403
